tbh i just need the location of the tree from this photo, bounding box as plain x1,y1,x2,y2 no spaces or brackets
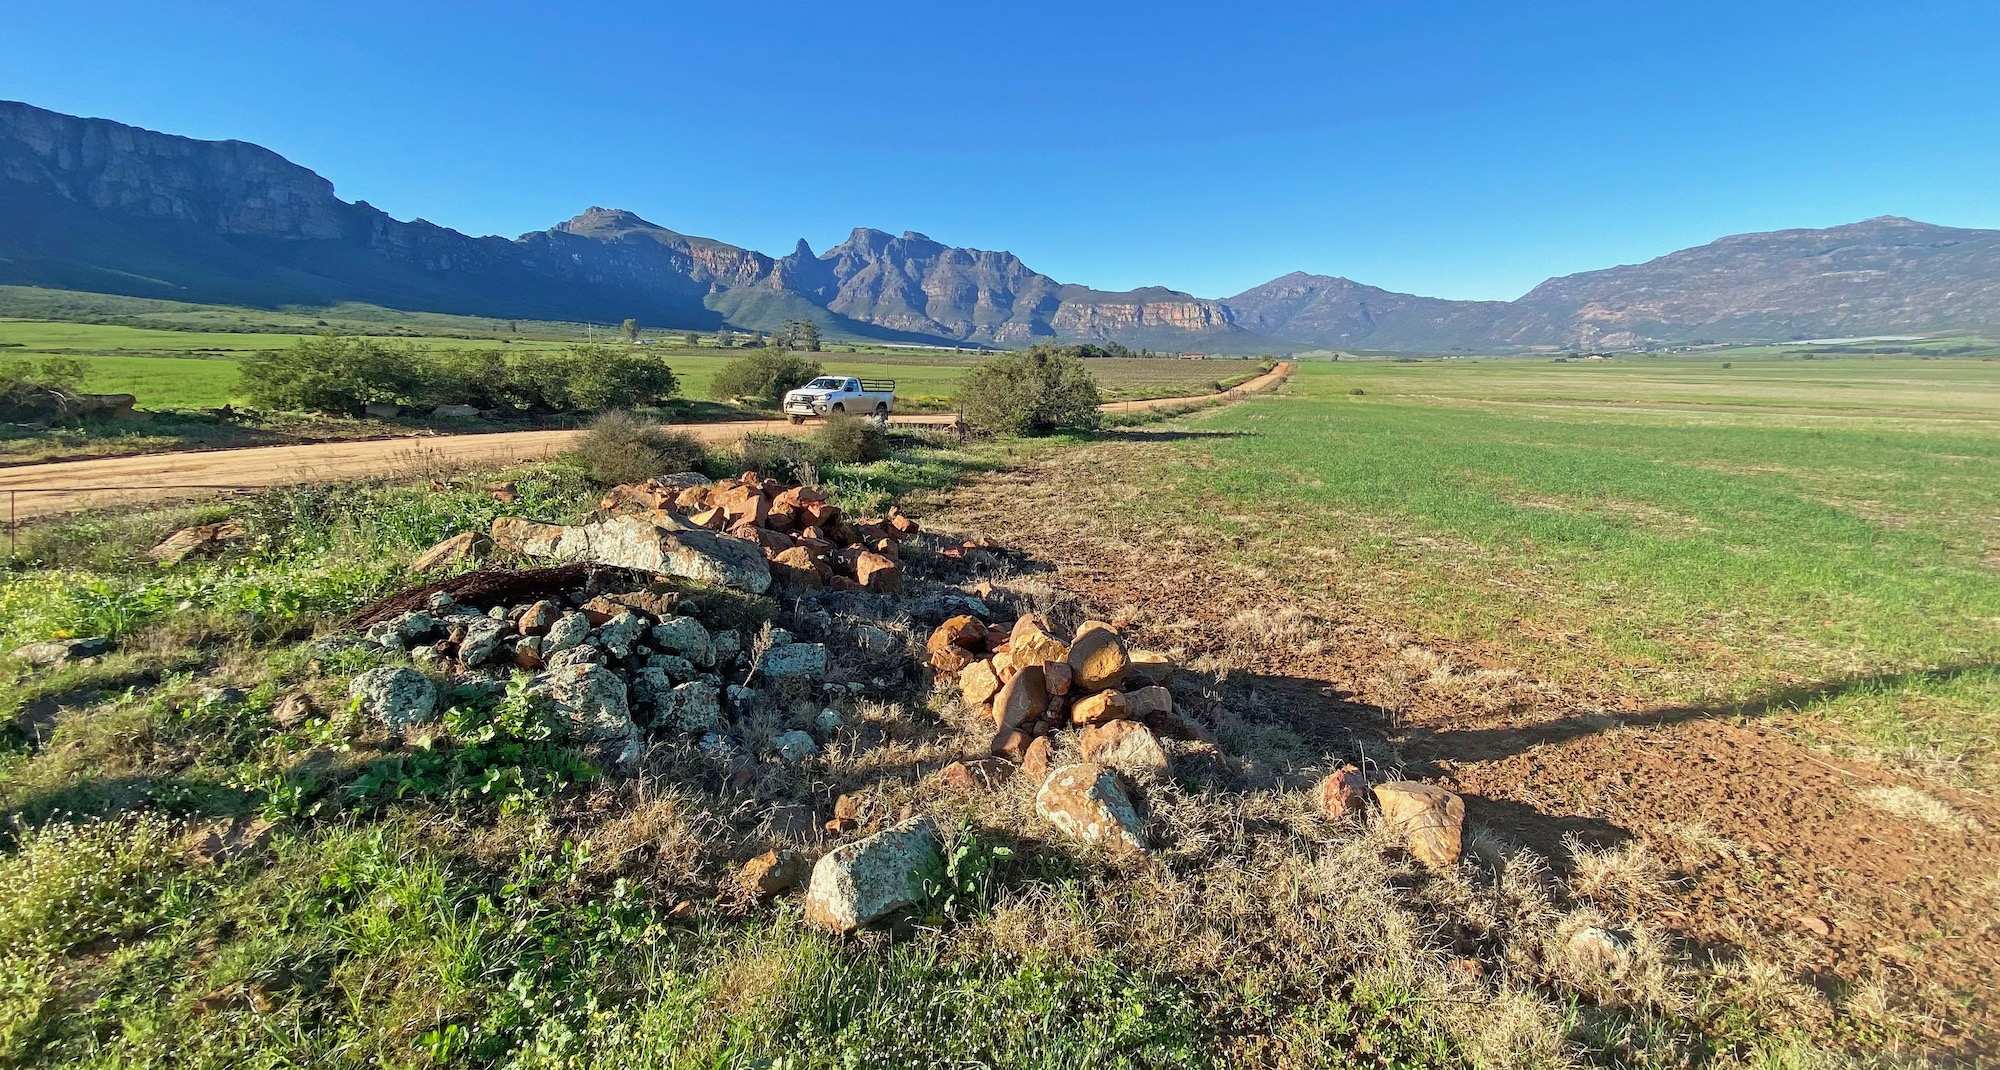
715,330,733,349
954,343,1102,435
238,334,423,414
798,320,822,352
708,349,823,404
683,332,699,347
620,318,640,343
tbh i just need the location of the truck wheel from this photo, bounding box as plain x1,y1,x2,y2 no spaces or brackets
788,415,805,425
831,403,846,414
875,402,888,415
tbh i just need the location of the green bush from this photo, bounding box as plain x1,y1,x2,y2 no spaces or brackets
708,349,822,404
954,344,1102,435
567,411,708,486
239,334,422,413
813,411,889,463
732,432,824,483
239,336,679,415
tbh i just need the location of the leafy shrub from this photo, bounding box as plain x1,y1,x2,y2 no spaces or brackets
954,344,1102,435
239,334,423,413
813,411,888,463
708,349,822,404
732,432,823,484
0,815,178,955
239,336,679,415
513,344,679,412
568,411,708,486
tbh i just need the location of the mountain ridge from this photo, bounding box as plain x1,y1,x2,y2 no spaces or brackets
5,100,1999,352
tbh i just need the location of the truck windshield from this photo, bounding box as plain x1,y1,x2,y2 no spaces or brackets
805,377,842,389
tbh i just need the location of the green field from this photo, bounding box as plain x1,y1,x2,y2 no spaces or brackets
0,318,1265,410
1100,356,2000,767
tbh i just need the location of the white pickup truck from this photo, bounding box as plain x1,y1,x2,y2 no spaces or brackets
782,376,896,424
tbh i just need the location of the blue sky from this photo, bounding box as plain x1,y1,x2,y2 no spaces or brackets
5,1,1997,301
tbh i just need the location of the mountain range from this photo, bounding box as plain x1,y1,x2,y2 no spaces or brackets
5,99,2000,353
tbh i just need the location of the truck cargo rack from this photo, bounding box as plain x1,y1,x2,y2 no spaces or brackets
859,379,896,392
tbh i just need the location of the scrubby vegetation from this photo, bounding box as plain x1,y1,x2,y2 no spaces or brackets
566,410,708,486
706,348,823,404
238,335,679,414
956,344,1103,435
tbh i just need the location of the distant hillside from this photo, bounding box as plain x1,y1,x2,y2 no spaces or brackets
5,100,2000,352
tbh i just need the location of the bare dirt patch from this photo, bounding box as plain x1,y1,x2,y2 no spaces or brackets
912,435,2000,1056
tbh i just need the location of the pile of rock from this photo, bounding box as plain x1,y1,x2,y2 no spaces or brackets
467,472,923,598
925,612,1197,777
345,580,829,767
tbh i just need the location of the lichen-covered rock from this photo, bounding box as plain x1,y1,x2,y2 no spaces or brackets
544,646,600,670
541,612,590,655
1079,719,1170,779
526,664,634,741
349,667,438,728
1035,763,1147,856
773,730,819,764
458,616,508,667
364,611,434,651
651,616,714,666
854,624,899,654
659,679,723,735
630,666,674,708
760,642,827,680
580,512,772,596
594,610,647,659
803,816,942,933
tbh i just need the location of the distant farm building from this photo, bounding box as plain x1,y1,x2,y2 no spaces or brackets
1176,352,1208,360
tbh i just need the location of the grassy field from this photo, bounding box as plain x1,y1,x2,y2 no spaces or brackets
1103,356,2000,769
0,318,1265,410
0,358,1993,1066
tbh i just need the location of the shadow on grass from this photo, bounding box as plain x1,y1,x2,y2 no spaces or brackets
1407,662,1997,763
1,773,261,836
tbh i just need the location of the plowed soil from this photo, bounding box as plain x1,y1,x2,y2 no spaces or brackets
917,440,2000,1056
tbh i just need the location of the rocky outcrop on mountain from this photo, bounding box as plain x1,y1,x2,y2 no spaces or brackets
1481,216,2000,349
7,100,2000,352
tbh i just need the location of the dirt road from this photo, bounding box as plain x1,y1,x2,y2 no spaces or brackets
0,363,1290,522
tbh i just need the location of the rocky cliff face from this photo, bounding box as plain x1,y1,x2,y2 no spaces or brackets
0,100,351,240
7,100,2000,352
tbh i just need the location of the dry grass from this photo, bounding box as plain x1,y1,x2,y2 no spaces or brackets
1856,784,1977,831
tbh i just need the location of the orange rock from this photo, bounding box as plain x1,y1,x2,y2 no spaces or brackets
686,507,728,530
771,546,826,591
1317,765,1371,821
1007,616,1071,668
1068,625,1131,692
992,664,1049,732
738,849,808,897
856,552,903,594
713,484,770,526
939,757,1014,792
927,615,985,672
1021,735,1055,779
1069,689,1130,727
673,485,710,511
1043,661,1074,696
991,727,1032,760
960,660,1004,707
1374,782,1465,870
